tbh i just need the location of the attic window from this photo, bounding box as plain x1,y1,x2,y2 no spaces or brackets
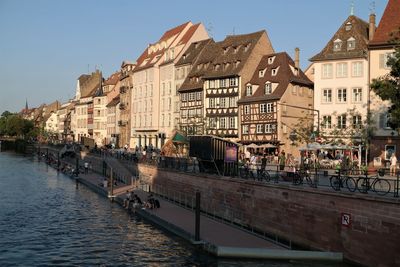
268,56,275,64
223,47,228,54
265,82,272,94
235,60,241,68
233,46,238,53
259,69,265,77
214,64,220,70
345,22,352,31
272,68,278,76
182,54,187,60
333,39,342,52
244,43,250,52
195,42,200,49
246,85,252,96
347,37,355,51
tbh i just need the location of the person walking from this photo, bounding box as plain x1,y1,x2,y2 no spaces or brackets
390,153,398,176
278,151,286,171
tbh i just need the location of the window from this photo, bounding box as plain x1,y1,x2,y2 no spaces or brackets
196,92,202,100
336,63,348,78
265,82,272,94
380,53,394,69
381,113,392,129
229,97,236,107
266,103,274,113
322,64,333,79
209,118,216,128
337,88,347,103
322,89,332,103
182,93,187,102
265,124,273,133
168,82,172,95
268,56,275,64
345,22,352,31
246,85,252,96
352,88,362,102
244,105,250,115
220,79,226,87
209,80,215,88
242,125,249,134
256,124,263,133
322,115,332,129
162,83,165,96
209,98,216,108
189,93,195,101
259,70,265,77
229,117,235,128
333,39,342,51
272,68,278,76
220,118,226,129
337,115,346,129
352,62,363,77
260,104,266,113
220,98,227,108
385,145,396,160
229,78,237,86
292,85,298,94
347,37,355,51
353,115,362,129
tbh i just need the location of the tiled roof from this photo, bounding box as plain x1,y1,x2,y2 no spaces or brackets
178,40,222,92
203,31,266,78
159,22,190,42
176,38,213,66
106,96,120,107
370,0,400,46
103,72,121,86
178,23,200,46
238,52,313,104
310,15,369,61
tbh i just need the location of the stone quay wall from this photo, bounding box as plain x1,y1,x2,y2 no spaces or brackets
139,164,400,267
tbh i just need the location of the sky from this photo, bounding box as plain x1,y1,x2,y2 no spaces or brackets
0,0,388,114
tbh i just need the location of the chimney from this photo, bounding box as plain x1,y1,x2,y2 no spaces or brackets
369,13,376,41
295,47,300,70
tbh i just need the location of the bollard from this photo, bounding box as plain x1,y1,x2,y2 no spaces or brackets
195,191,201,241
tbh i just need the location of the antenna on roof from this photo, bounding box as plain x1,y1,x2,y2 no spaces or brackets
350,0,355,15
369,1,376,14
206,22,213,38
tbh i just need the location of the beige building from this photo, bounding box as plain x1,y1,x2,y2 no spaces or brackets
368,0,400,165
310,14,371,159
130,22,209,149
119,62,135,148
106,96,120,147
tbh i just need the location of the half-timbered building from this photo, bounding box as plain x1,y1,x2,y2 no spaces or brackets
238,50,313,156
202,31,274,141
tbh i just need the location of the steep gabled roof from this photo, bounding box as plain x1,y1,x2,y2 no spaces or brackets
310,15,369,61
370,0,400,46
106,96,120,107
176,38,213,66
203,31,266,78
178,40,222,92
103,72,121,86
238,52,313,104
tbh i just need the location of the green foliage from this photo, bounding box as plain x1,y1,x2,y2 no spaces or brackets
371,46,400,132
0,111,36,139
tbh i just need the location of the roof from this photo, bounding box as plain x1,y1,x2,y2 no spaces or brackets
238,52,313,104
310,15,369,61
370,0,400,46
203,31,266,79
103,72,121,86
178,40,222,92
134,22,191,72
106,96,120,107
175,39,213,67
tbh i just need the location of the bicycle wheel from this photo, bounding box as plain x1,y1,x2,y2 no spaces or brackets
293,173,302,185
262,171,271,182
357,178,369,193
372,178,391,196
330,176,340,191
345,177,357,192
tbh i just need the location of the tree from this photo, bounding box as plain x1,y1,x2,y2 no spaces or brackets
371,46,400,132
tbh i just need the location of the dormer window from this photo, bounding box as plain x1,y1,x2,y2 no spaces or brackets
347,37,355,51
233,46,238,53
246,85,252,96
223,47,228,54
235,60,241,68
333,39,342,52
214,64,220,70
345,22,352,31
265,82,272,94
259,69,265,77
272,67,279,76
268,56,275,64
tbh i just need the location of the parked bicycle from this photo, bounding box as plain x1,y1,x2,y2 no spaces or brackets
329,171,357,192
355,175,391,196
293,168,316,187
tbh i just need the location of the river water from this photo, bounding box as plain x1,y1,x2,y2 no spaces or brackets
0,152,350,266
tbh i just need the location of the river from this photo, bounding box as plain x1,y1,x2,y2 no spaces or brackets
0,152,350,266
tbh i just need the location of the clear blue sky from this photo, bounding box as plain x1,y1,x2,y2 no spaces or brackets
0,0,387,114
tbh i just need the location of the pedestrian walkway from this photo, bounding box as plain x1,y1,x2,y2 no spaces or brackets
74,170,342,261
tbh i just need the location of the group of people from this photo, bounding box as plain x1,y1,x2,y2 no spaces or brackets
123,191,160,211
240,149,296,174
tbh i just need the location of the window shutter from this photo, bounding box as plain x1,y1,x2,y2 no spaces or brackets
379,113,385,128
379,54,385,69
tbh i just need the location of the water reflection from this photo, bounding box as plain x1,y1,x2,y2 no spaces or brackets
0,152,350,266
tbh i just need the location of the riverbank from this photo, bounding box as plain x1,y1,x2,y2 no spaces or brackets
42,151,343,263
